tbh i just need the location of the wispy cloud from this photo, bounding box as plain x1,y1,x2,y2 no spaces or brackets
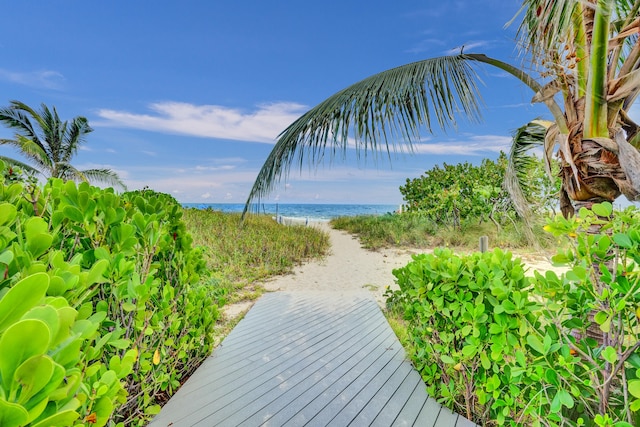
444,41,490,55
0,69,65,90
94,101,308,143
410,134,512,155
405,38,447,54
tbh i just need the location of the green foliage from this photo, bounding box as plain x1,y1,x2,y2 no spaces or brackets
387,248,539,425
529,202,640,426
387,202,640,426
0,100,126,189
399,153,513,229
330,211,549,251
400,153,559,231
182,209,330,303
0,161,217,426
330,213,436,249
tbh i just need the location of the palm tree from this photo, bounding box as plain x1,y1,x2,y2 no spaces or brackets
0,100,126,190
244,0,640,220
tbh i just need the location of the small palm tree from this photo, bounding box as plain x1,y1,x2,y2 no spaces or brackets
244,0,640,219
0,100,126,190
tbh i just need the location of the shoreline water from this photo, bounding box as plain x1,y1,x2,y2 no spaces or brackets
182,203,399,221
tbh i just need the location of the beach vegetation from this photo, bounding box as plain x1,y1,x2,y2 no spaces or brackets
0,161,215,426
0,161,330,426
0,100,126,190
387,202,640,426
243,0,640,238
181,208,330,304
331,211,550,251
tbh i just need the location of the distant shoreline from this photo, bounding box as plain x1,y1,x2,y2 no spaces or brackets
182,202,400,221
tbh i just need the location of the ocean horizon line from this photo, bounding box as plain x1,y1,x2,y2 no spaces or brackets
182,202,401,221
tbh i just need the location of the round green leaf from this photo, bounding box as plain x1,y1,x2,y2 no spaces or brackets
628,379,640,398
613,233,633,249
0,319,50,390
14,355,54,404
440,354,455,364
601,346,618,364
62,205,84,223
0,273,49,332
591,202,613,217
0,398,28,427
0,203,17,227
30,409,79,427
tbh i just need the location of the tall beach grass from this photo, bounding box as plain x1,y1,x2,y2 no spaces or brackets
330,212,554,251
182,208,330,303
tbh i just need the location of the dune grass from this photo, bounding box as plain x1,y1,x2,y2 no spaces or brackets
182,208,330,304
330,212,555,251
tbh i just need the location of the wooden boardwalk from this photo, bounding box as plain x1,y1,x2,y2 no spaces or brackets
150,291,476,427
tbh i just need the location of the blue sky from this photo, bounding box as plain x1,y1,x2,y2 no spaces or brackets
0,1,554,205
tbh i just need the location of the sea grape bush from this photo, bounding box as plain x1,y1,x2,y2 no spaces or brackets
399,153,559,229
399,154,512,229
0,161,218,426
388,202,640,426
387,248,539,425
531,202,640,426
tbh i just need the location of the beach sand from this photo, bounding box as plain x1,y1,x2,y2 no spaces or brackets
222,222,565,319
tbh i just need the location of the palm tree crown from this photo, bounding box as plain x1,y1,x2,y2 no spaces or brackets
0,100,126,190
244,0,640,219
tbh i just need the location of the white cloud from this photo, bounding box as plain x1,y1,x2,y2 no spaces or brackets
194,165,235,172
410,134,511,155
201,192,211,199
0,69,65,90
445,41,490,55
94,101,308,143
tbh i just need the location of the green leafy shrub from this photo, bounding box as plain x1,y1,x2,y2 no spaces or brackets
388,248,539,425
529,202,640,426
0,161,218,426
387,202,640,426
399,154,514,229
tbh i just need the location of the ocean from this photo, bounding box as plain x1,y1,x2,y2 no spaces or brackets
182,203,400,221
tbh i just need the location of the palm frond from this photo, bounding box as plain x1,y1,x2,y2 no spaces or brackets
0,136,50,173
505,120,550,218
0,101,45,151
243,54,485,212
0,156,41,176
78,168,127,191
504,120,551,247
63,117,93,162
514,0,582,64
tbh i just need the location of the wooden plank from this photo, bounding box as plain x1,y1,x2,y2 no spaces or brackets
204,303,389,425
433,405,461,427
370,368,423,426
391,381,436,427
223,322,394,425
150,292,478,427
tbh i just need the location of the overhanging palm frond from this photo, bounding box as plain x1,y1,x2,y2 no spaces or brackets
80,168,127,191
0,102,45,151
504,120,551,219
243,54,485,213
504,120,552,247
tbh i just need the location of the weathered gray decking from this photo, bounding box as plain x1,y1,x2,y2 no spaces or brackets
150,291,476,427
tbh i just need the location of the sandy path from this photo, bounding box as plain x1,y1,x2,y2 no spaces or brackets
259,222,421,305
222,222,564,319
